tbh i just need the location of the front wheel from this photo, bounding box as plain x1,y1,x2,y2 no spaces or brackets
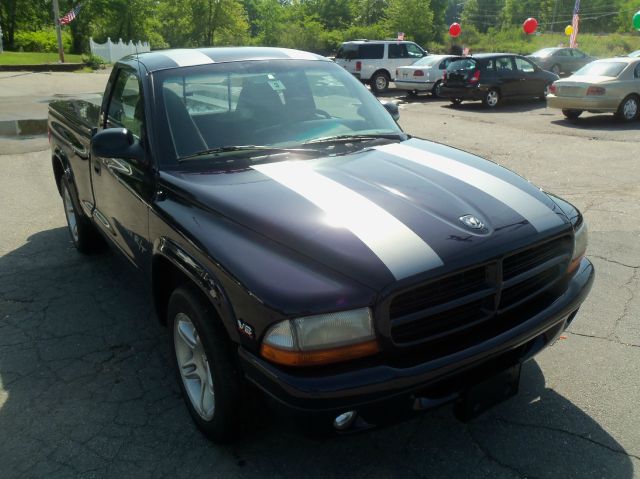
450,98,462,106
482,89,500,108
370,72,390,95
169,285,243,443
562,109,582,120
615,95,639,122
551,64,561,75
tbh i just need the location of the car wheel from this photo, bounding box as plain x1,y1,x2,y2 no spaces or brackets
169,285,242,443
450,98,462,106
432,81,443,98
60,176,104,254
370,72,390,95
551,64,561,75
482,89,500,108
615,95,639,122
406,90,418,98
562,109,582,120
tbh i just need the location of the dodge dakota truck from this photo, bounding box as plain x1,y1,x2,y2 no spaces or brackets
48,47,594,442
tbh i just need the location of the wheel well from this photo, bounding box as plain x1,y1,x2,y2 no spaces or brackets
371,69,390,80
52,155,64,196
152,255,192,325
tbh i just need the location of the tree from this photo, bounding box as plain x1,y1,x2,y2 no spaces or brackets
353,0,388,26
461,0,504,33
386,0,434,46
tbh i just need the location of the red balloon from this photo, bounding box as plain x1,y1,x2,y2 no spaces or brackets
523,17,538,34
449,23,461,38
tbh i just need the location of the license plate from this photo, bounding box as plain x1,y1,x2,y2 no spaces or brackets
454,364,521,421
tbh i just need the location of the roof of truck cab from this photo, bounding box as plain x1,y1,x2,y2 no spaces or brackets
120,47,329,73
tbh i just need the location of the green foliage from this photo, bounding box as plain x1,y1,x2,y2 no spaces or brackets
0,51,84,65
81,53,106,69
14,28,72,53
386,0,434,46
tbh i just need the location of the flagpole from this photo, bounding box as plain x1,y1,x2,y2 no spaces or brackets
52,0,65,63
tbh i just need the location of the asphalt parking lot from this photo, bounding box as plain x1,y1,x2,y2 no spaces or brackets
1,76,639,478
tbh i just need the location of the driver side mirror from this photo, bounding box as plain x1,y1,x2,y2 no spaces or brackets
381,101,400,121
92,128,145,163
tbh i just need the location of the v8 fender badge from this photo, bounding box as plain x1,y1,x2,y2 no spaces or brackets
459,214,485,230
237,319,255,339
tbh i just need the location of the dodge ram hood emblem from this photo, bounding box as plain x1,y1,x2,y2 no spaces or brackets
459,214,485,230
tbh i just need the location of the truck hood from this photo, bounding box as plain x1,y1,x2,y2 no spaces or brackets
160,138,570,290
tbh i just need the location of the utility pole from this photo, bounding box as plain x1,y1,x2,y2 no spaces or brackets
52,0,65,63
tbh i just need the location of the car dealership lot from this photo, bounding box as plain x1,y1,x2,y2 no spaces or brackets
1,89,639,478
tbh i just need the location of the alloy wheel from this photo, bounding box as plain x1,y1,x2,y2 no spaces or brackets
62,184,79,243
174,313,216,421
622,97,638,120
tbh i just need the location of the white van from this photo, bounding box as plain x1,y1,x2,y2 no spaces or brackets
334,40,427,94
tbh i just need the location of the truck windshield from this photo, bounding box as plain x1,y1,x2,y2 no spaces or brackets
154,59,402,164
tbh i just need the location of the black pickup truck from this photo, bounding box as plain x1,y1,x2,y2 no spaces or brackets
49,47,594,442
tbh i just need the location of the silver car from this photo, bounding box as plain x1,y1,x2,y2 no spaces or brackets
527,47,595,76
394,54,462,97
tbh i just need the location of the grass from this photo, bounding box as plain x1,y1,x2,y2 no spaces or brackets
0,51,84,65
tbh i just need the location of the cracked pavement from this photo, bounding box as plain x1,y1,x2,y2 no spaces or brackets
1,87,639,478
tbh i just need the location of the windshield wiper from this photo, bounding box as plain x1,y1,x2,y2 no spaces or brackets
178,145,322,162
303,133,406,146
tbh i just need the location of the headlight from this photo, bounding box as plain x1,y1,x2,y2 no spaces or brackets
260,308,379,366
568,219,588,274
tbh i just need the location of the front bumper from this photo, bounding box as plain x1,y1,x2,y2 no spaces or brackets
240,258,594,417
547,94,619,112
439,84,485,101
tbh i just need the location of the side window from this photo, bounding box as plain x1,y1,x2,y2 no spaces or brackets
556,49,570,57
107,69,143,138
359,44,384,59
635,64,640,79
571,50,586,58
388,43,408,59
496,57,515,72
515,57,535,73
406,43,424,58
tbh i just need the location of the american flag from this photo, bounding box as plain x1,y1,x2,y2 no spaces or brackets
397,32,405,41
569,0,580,48
59,3,82,26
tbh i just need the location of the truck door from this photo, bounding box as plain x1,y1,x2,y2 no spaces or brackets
91,66,152,267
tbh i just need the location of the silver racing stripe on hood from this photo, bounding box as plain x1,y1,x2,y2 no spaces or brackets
375,143,563,232
253,161,444,280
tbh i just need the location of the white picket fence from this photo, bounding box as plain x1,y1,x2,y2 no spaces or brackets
89,37,150,63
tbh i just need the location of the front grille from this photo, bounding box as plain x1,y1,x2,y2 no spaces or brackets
388,235,572,347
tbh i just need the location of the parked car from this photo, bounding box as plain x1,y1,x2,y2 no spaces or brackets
394,54,463,97
628,50,640,58
440,53,559,108
49,47,593,443
334,40,427,94
547,57,640,121
527,47,595,76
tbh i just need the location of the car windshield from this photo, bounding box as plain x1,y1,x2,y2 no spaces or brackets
574,61,626,77
154,59,402,166
530,48,556,58
629,50,640,58
413,55,444,67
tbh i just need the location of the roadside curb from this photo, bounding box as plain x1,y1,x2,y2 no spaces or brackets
0,63,85,72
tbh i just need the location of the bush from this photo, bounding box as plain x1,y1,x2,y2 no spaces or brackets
14,28,72,53
82,53,106,70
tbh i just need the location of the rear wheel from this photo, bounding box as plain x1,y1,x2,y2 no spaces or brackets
562,109,582,120
482,89,500,108
406,89,418,98
370,71,390,95
169,285,243,443
432,81,443,98
551,64,561,75
615,95,639,122
450,98,462,106
60,176,104,254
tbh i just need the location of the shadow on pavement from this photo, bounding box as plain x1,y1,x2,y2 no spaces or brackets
551,115,640,132
0,228,634,478
440,99,548,114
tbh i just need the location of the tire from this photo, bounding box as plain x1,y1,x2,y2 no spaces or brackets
406,90,418,98
169,285,242,443
432,81,443,98
60,176,104,254
482,89,500,108
450,98,462,106
370,71,390,95
551,64,561,75
562,109,582,120
614,95,639,122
